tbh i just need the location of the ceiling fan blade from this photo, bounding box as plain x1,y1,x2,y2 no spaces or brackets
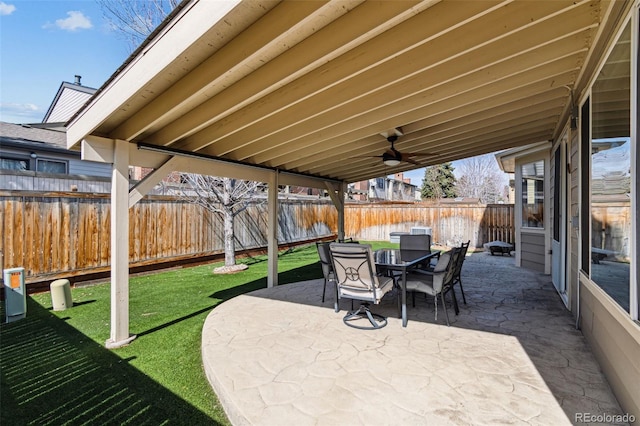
401,156,421,165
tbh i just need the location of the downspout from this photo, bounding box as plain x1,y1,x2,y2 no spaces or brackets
575,215,581,330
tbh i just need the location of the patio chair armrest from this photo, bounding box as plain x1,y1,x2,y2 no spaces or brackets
410,268,435,276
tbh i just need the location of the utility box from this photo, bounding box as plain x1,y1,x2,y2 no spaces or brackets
3,267,26,323
410,226,432,236
390,231,410,243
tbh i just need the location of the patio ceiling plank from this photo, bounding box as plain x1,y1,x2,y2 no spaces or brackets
279,63,578,175
165,0,496,154
176,0,587,161
245,37,586,168
68,0,623,185
110,0,339,142
146,0,439,149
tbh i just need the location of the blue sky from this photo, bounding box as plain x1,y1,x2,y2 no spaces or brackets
0,0,436,184
0,0,130,124
0,0,490,187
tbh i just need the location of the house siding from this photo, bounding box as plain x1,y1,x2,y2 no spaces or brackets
0,171,111,193
45,87,93,123
68,159,111,178
579,279,640,419
520,231,545,272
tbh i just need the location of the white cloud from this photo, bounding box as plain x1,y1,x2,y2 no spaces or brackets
0,102,41,123
54,10,92,31
0,2,16,15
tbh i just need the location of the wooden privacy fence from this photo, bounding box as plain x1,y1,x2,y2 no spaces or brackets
346,203,514,247
1,192,513,283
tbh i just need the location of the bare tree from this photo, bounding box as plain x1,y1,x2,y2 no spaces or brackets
98,0,180,52
100,1,264,269
455,154,508,203
178,174,264,267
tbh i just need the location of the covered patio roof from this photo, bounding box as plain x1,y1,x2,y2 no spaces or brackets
67,0,627,183
64,0,632,349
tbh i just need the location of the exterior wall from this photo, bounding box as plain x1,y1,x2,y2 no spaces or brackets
357,174,418,202
0,171,111,193
568,89,640,426
514,152,551,273
568,3,640,419
68,159,111,178
579,278,640,419
520,231,545,272
44,87,93,123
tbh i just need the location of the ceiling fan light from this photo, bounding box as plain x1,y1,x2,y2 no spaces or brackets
383,158,401,166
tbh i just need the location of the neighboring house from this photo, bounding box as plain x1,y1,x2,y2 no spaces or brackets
0,76,111,192
41,75,96,128
349,172,418,202
0,122,111,192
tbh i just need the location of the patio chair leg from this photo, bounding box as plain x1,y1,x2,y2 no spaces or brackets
434,297,438,321
322,279,327,303
440,293,450,326
459,278,467,304
449,287,460,315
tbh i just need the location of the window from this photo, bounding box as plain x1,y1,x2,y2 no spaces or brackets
585,20,632,313
0,157,29,171
521,160,544,228
36,159,67,173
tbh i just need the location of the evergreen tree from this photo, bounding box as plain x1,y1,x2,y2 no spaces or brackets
420,162,457,200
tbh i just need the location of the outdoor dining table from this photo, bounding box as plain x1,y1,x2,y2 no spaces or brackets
374,248,440,327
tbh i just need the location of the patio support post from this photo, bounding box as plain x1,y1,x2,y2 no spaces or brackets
106,139,136,349
267,171,278,287
338,183,345,240
325,182,345,241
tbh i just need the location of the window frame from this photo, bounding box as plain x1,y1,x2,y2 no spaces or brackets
36,158,68,174
579,12,637,319
520,159,545,229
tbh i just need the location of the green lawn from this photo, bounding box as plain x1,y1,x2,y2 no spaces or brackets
1,241,396,425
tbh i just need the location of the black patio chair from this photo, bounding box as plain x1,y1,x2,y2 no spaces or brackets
403,246,462,326
315,241,335,304
452,240,470,305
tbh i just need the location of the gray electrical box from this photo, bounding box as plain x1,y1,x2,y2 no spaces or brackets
410,226,432,236
3,267,26,323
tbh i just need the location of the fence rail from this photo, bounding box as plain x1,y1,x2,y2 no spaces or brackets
1,192,514,283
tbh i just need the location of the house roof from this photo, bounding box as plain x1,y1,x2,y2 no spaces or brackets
67,0,632,184
42,80,97,124
494,141,552,173
0,121,80,157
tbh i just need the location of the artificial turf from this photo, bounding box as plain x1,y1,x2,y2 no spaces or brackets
1,241,397,425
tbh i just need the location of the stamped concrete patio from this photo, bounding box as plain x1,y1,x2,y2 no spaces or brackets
202,251,627,425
